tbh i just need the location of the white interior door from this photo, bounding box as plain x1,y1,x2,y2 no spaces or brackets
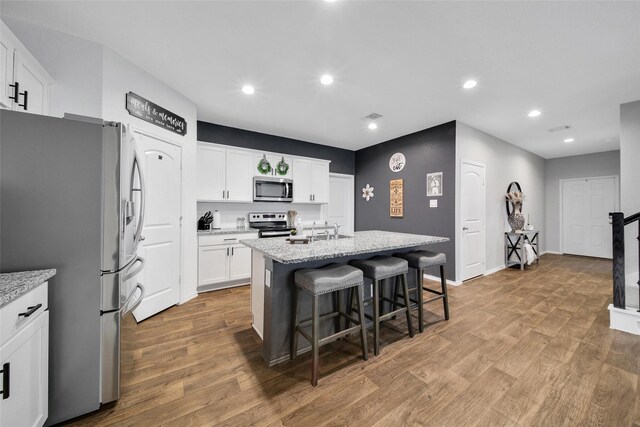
327,173,354,235
562,177,615,258
132,130,182,322
461,161,485,281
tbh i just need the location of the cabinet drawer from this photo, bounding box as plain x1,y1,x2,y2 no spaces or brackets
198,233,258,247
0,282,48,346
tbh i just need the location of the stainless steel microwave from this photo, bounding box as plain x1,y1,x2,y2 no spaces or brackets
253,176,293,202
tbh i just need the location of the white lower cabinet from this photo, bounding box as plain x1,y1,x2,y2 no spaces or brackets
0,283,49,427
198,233,258,291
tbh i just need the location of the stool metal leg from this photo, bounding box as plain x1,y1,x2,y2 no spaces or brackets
417,268,424,333
291,285,299,360
355,285,369,361
440,265,450,320
401,273,415,337
311,294,320,387
373,279,380,356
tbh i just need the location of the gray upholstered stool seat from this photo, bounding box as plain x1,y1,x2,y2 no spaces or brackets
294,263,364,295
349,255,408,280
397,250,446,270
292,263,368,386
394,250,450,333
349,256,414,356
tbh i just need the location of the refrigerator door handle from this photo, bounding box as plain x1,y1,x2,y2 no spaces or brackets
121,283,145,317
131,148,146,251
100,255,137,276
122,256,145,283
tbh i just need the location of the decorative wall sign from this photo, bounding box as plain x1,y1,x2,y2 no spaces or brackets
427,172,443,197
390,179,404,217
362,184,374,201
389,152,406,172
126,92,187,136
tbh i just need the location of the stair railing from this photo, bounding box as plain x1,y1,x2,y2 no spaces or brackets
610,211,640,311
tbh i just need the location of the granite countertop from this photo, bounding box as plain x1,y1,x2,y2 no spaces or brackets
198,228,258,236
0,269,56,307
241,230,449,264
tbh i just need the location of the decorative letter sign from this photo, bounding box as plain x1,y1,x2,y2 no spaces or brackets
126,92,187,136
389,153,406,172
390,179,404,217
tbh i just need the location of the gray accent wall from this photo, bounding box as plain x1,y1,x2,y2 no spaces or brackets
354,121,456,280
197,121,355,175
545,150,620,253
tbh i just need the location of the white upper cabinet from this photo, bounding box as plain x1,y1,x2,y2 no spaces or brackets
254,153,293,179
225,149,253,202
293,158,330,204
1,21,52,115
196,144,226,201
196,143,253,202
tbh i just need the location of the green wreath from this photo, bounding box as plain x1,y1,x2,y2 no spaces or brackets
275,157,289,176
257,156,272,175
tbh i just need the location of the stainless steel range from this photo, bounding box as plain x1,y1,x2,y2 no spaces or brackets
249,212,294,238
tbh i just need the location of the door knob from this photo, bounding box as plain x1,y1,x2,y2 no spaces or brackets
462,226,469,231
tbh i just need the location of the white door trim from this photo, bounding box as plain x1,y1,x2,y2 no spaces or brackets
558,175,619,254
327,173,355,234
129,124,184,303
460,159,486,281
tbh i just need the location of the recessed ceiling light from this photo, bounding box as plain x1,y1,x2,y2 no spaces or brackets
241,85,255,95
528,110,542,118
463,80,477,89
368,122,378,130
563,138,574,143
320,74,334,85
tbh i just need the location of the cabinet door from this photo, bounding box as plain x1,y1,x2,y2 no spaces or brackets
292,158,311,203
198,246,230,286
310,161,330,203
0,311,49,427
225,149,254,202
196,144,226,201
12,51,50,115
0,29,15,109
229,245,252,281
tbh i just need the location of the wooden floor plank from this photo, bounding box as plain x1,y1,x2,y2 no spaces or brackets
65,254,640,427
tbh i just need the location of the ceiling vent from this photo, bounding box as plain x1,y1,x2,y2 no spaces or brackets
547,125,572,133
363,113,382,120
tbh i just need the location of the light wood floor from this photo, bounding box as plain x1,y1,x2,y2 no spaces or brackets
68,254,640,426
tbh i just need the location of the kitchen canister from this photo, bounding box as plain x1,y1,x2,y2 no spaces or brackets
212,210,221,229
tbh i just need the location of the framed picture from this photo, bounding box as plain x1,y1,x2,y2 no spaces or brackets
427,172,443,197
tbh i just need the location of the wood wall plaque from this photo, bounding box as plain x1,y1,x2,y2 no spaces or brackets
126,92,187,136
390,178,404,217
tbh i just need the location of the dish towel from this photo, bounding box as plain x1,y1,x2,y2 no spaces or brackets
524,242,536,265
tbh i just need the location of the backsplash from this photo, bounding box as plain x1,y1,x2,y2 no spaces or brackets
197,202,326,229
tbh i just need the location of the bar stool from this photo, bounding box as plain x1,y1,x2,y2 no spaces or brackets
394,250,449,333
292,263,368,386
349,256,414,356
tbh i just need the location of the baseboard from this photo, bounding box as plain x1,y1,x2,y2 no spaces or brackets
608,304,640,335
180,292,198,305
423,273,462,286
484,265,505,276
542,250,562,255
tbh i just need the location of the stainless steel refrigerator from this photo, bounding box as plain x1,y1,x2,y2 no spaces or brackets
0,110,146,425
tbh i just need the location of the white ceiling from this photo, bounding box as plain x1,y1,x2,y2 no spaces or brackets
2,1,640,158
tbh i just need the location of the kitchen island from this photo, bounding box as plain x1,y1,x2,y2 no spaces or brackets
242,230,449,366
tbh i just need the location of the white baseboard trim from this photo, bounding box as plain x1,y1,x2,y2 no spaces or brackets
542,250,562,255
484,265,505,276
608,304,640,335
423,273,462,287
180,292,198,305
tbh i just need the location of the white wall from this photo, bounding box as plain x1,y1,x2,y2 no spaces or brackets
102,48,198,304
620,100,640,307
456,122,546,282
545,151,620,253
2,17,103,118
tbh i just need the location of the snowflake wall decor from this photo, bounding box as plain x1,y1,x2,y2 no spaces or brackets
362,184,374,201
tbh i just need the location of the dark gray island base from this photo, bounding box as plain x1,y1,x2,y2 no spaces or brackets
242,230,449,366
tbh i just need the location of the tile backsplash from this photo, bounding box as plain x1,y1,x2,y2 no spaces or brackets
197,202,326,228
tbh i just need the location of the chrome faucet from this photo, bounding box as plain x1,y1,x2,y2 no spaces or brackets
333,223,341,240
